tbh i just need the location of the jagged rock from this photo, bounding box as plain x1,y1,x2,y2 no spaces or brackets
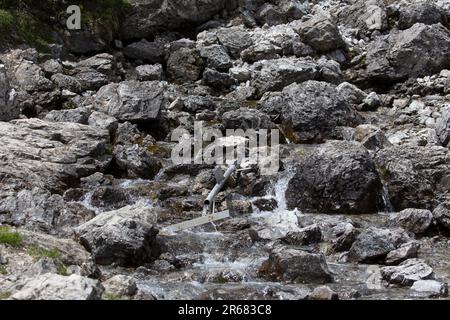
363,92,381,110
433,202,450,231
199,44,232,71
0,64,18,121
103,275,137,297
167,48,204,82
0,118,110,195
307,286,338,300
366,23,450,82
88,111,118,134
0,187,95,235
72,54,119,91
75,201,160,267
250,57,319,97
398,3,446,30
279,81,360,143
337,82,367,106
241,41,281,63
122,0,238,39
11,274,104,300
221,108,274,130
281,224,322,246
1,49,53,93
216,26,254,57
44,107,91,124
123,40,165,63
113,144,162,179
296,13,345,52
374,145,450,211
435,107,450,147
354,124,392,151
181,95,214,113
94,81,166,122
89,186,132,212
135,64,164,81
286,141,382,214
410,280,448,298
389,208,433,236
329,222,359,253
255,0,309,26
381,259,435,286
385,241,420,265
348,227,411,263
336,0,388,33
259,245,333,284
202,68,235,90
51,74,82,93
41,59,63,76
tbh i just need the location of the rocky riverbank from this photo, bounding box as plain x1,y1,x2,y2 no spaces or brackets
0,0,449,300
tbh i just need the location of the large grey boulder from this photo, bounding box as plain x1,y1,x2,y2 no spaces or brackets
389,208,433,236
398,3,446,30
216,26,254,57
258,245,333,284
279,81,361,143
122,0,238,39
0,118,110,194
250,58,320,97
285,141,382,214
222,108,274,130
381,259,435,286
113,144,162,179
199,44,232,71
255,0,309,26
11,274,104,300
71,53,120,91
167,48,204,82
348,227,411,263
0,64,18,121
43,107,92,124
0,187,93,235
336,0,388,33
374,145,450,211
435,107,450,147
366,23,450,82
94,81,167,122
75,201,160,267
295,13,345,52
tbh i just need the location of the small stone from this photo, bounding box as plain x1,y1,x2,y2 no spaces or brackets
410,280,448,298
308,286,338,300
103,275,137,297
385,241,420,265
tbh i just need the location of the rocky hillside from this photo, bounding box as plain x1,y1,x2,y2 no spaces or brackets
0,0,449,300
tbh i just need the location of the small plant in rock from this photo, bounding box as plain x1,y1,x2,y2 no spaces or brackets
0,266,8,275
0,226,23,247
0,291,11,300
103,292,124,300
27,244,61,259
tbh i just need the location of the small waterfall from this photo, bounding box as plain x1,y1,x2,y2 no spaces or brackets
380,184,394,213
81,190,102,215
271,167,296,211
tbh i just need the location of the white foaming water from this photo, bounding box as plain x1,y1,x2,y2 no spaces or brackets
271,168,295,211
81,190,102,215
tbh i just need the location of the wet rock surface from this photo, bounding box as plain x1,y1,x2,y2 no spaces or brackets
0,0,449,301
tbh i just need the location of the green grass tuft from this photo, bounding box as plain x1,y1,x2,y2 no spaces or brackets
103,292,124,300
0,266,7,275
0,226,23,247
27,244,61,259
